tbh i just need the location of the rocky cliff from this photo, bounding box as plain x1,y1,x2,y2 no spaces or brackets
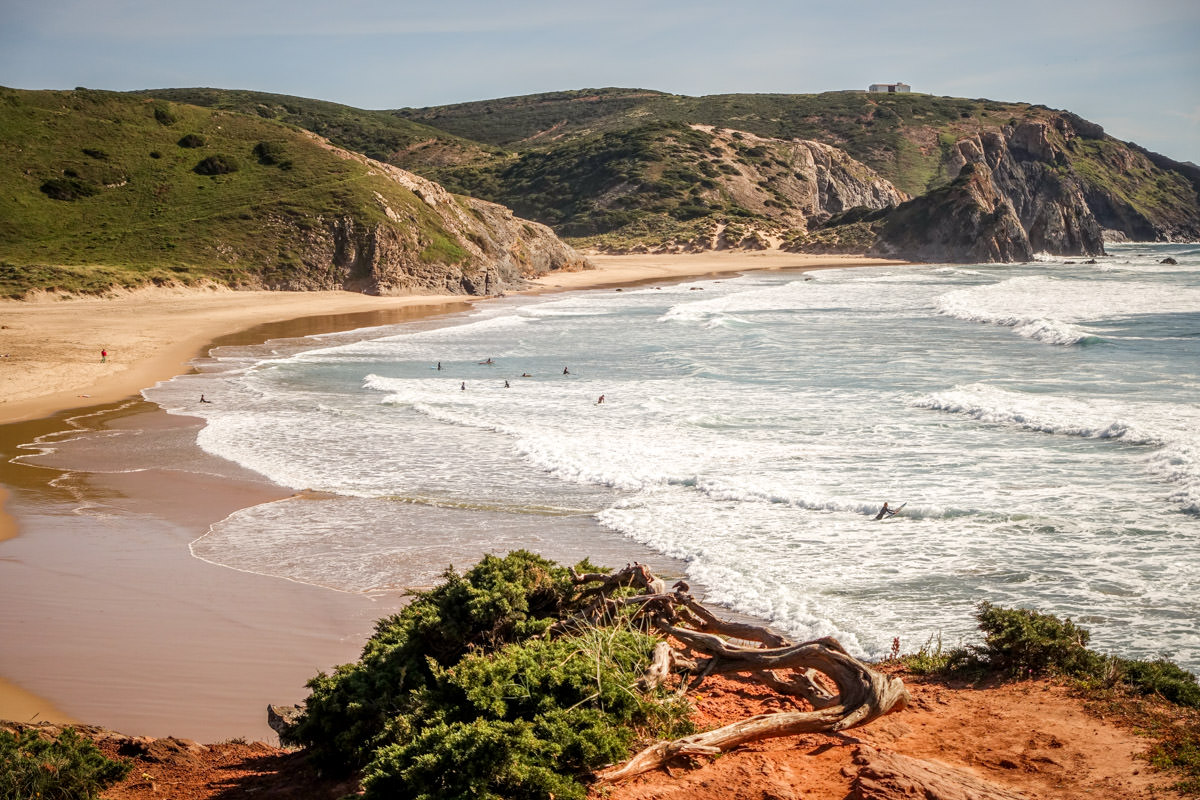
415,121,905,253
945,119,1104,257
867,162,1033,263
802,110,1200,263
686,126,907,226
269,138,590,295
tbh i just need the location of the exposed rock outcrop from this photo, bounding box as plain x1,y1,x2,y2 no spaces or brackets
936,113,1200,253
943,121,1103,257
255,137,590,295
851,745,1029,800
267,703,303,746
868,162,1032,263
690,125,906,230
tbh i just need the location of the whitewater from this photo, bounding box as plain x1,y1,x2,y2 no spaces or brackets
145,243,1200,668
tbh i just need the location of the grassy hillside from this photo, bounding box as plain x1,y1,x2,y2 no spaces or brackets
136,87,498,170
0,87,480,296
431,122,760,240
155,86,1200,250
398,89,1033,196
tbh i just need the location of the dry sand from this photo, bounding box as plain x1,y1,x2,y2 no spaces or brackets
0,286,474,426
0,252,902,737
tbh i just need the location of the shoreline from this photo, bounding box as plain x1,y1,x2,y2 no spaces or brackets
0,252,899,428
0,251,904,735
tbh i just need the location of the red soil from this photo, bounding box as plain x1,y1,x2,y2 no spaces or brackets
15,670,1181,800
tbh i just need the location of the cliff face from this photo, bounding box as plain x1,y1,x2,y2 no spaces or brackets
936,112,1200,256
869,162,1033,263
799,140,908,216
689,127,906,226
249,141,589,295
947,121,1103,256
859,113,1197,263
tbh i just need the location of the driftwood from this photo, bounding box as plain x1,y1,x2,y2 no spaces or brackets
563,564,910,787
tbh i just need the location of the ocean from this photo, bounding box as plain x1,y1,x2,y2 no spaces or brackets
144,243,1200,669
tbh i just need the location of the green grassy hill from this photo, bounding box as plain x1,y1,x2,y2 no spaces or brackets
0,87,582,297
135,87,498,171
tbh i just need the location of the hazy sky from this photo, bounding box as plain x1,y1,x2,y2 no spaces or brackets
3,0,1198,162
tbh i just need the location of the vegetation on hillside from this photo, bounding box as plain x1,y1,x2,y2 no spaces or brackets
145,86,1200,254
398,89,1037,196
0,87,471,297
429,122,779,238
137,87,499,170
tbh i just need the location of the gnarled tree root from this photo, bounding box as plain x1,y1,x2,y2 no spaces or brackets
594,629,909,785
562,564,910,787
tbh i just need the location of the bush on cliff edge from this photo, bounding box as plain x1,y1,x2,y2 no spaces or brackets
293,551,692,800
0,727,130,800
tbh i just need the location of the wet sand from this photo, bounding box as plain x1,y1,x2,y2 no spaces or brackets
0,252,902,739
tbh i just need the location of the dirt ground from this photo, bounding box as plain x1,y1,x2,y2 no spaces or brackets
30,668,1176,800
598,671,1175,800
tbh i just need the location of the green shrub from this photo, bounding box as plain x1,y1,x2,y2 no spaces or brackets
959,602,1102,678
81,148,108,160
0,727,131,800
294,552,580,769
153,103,178,126
253,140,292,168
295,552,692,799
897,634,955,675
194,155,239,175
1117,658,1200,708
177,133,206,148
363,719,581,800
1147,720,1200,793
362,629,687,800
40,177,97,201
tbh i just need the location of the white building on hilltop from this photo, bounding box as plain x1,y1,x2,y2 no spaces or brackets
868,82,911,93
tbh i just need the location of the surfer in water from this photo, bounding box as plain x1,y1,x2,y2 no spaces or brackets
874,502,897,520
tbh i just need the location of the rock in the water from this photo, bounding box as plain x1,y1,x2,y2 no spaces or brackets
1161,256,1179,265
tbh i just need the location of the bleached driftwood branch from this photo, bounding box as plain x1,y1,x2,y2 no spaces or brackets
560,564,909,786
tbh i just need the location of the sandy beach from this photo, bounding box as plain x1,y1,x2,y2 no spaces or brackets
0,251,901,738
0,252,894,427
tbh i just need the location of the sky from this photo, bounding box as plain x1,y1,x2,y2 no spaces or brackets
2,0,1198,163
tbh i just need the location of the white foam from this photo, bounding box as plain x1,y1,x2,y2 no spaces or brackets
914,383,1200,513
935,275,1200,345
136,248,1200,669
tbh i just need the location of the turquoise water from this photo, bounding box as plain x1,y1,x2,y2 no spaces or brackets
146,244,1200,667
